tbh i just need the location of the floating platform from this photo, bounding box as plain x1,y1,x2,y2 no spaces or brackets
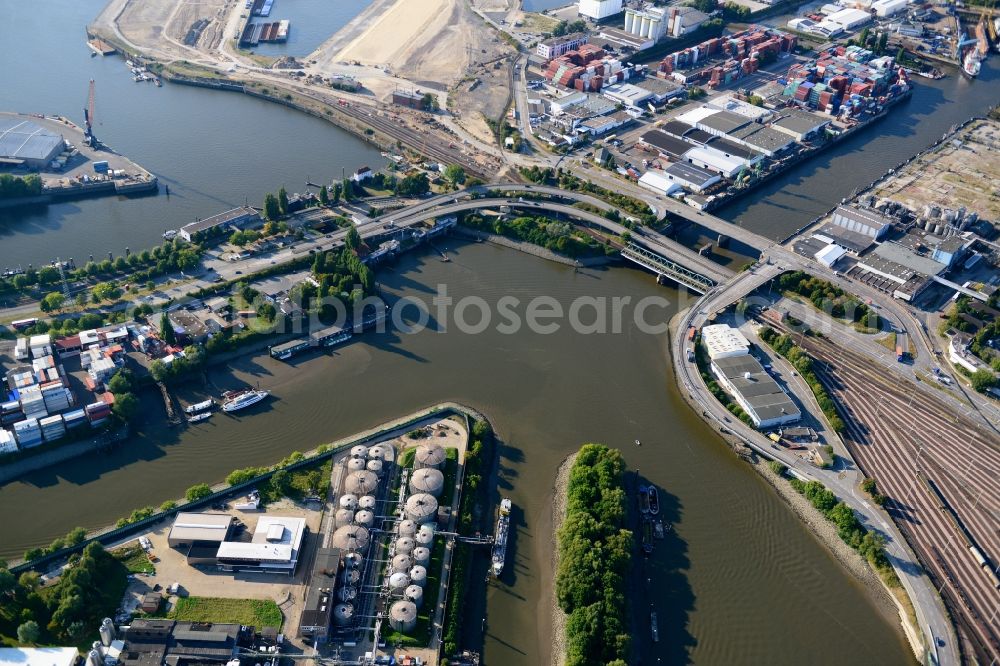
239,20,288,46
87,38,117,56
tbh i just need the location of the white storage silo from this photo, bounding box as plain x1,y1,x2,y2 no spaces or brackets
335,508,355,528
414,443,446,470
358,495,376,511
347,457,367,472
389,600,417,633
404,584,424,608
405,493,438,525
344,470,379,495
415,524,435,546
396,519,417,537
344,552,363,569
412,546,431,567
409,468,444,498
408,565,427,588
388,571,410,592
366,459,384,477
333,603,354,626
332,525,370,551
350,445,368,458
395,536,415,555
100,618,115,647
391,553,414,574
339,494,359,511
354,509,374,528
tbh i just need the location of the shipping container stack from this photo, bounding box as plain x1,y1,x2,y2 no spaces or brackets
1,398,22,423
657,25,794,81
41,382,71,413
782,46,909,116
0,427,17,454
39,414,66,443
13,418,43,449
20,386,48,422
85,401,112,427
63,409,88,430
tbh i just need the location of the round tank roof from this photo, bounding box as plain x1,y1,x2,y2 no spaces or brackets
396,519,417,537
338,494,359,510
391,553,414,573
333,603,354,625
332,525,370,551
366,459,384,476
350,445,368,458
394,536,415,554
358,495,376,510
344,568,361,586
414,443,446,469
354,509,374,527
405,493,439,523
344,470,379,495
335,508,355,527
409,468,445,497
367,445,388,460
408,565,428,586
389,600,417,622
344,552,363,569
411,546,431,565
404,584,424,605
388,572,410,590
347,457,367,472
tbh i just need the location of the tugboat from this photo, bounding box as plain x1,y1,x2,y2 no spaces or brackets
222,388,269,413
638,485,651,515
647,485,660,516
187,412,211,424
491,498,512,577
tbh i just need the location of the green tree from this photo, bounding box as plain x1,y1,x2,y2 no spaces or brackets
107,371,132,395
65,527,87,546
876,31,888,55
185,483,213,502
176,249,199,272
38,266,60,285
17,620,40,645
278,187,289,216
552,20,567,36
345,226,362,251
443,164,466,186
895,46,905,63
160,312,176,345
263,193,281,221
319,185,329,206
342,178,354,201
18,571,41,592
971,369,996,393
160,499,178,511
0,568,15,596
112,392,139,422
256,302,277,322
40,291,65,313
92,282,122,302
420,92,438,112
331,182,342,204
74,293,87,308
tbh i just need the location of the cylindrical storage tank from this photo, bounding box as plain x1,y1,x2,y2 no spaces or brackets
404,584,424,608
405,493,439,524
344,568,361,586
337,585,357,603
389,600,418,634
408,565,428,588
88,651,101,666
347,457,367,472
391,553,414,574
396,519,417,537
339,494,358,511
367,445,386,461
344,552,363,569
333,603,354,626
395,536,415,555
354,509,374,528
332,525,370,551
92,642,101,653
379,442,395,460
335,508,355,527
350,445,368,458
409,468,444,497
414,443,446,469
415,527,434,546
345,470,379,495
388,571,410,592
100,618,115,646
412,546,431,567
358,495,376,511
366,459,384,477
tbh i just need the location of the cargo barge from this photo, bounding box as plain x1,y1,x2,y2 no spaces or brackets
239,19,289,47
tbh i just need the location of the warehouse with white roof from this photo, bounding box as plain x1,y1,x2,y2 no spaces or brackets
0,117,65,169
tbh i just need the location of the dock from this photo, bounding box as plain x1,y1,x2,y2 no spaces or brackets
87,38,116,56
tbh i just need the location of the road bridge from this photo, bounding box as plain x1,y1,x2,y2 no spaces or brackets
380,196,733,289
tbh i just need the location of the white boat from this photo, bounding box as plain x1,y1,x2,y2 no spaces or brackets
187,412,211,423
163,229,177,240
222,389,269,413
184,399,213,414
963,48,983,78
491,498,512,577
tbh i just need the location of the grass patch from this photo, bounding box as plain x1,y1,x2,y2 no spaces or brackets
168,597,283,629
112,544,155,574
440,448,459,508
875,332,897,351
521,12,561,32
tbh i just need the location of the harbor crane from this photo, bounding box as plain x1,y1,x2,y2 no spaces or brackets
83,79,98,148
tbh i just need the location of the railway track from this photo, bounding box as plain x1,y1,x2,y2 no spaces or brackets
773,327,1000,663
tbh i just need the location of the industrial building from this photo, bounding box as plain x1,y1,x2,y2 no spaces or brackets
830,205,892,240
116,619,252,666
770,109,830,142
701,323,751,359
298,547,342,642
0,117,65,170
537,32,588,60
663,162,720,192
711,354,801,428
391,89,426,109
178,206,262,242
167,512,308,574
578,0,623,20
167,512,234,551
0,648,79,666
623,4,669,41
638,169,681,196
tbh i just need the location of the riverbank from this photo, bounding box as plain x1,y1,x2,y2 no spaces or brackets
547,452,576,666
453,226,615,268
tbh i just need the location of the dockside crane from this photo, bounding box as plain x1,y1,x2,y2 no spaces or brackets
83,79,98,148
